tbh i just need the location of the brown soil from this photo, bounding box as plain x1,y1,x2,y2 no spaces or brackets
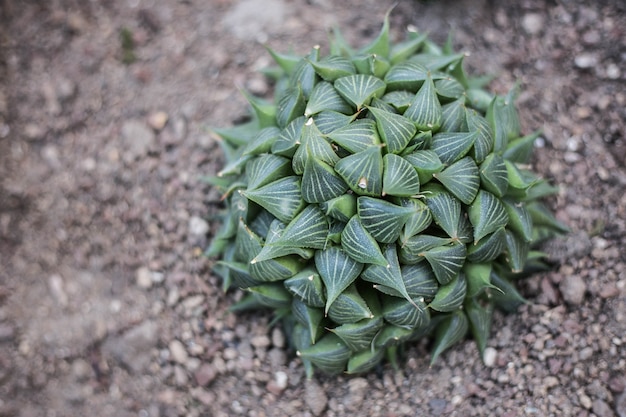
1,0,625,416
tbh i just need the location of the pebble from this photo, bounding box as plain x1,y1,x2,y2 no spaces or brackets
271,327,285,349
559,275,586,305
305,379,328,416
189,216,210,236
48,274,68,306
0,324,15,342
575,53,599,69
579,392,593,409
522,13,544,35
148,111,169,131
617,391,626,417
483,347,497,367
169,339,189,364
121,119,156,161
592,399,614,417
266,371,288,395
194,364,217,386
251,335,271,349
136,267,153,289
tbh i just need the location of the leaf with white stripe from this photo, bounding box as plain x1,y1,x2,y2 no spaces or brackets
245,154,291,190
292,118,338,175
502,198,533,242
284,268,326,308
362,244,415,306
271,116,306,157
429,273,467,312
358,196,414,244
305,81,353,117
430,310,468,364
326,118,380,154
469,190,509,244
276,84,307,128
467,227,507,263
384,61,429,92
367,106,417,154
504,229,529,273
479,153,509,197
242,176,305,224
302,155,348,203
382,153,421,197
330,315,383,352
292,298,325,344
315,247,364,313
297,333,351,375
404,150,444,184
423,185,461,239
334,74,386,110
466,108,494,163
439,98,466,133
420,242,467,285
334,145,384,197
341,215,388,266
431,131,477,165
327,284,372,324
400,197,432,242
433,156,480,204
310,56,356,82
312,110,353,134
466,297,494,357
404,73,442,131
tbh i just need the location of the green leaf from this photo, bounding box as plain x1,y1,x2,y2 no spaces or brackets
398,234,451,265
465,297,494,357
310,56,356,81
382,296,430,329
284,268,326,308
466,88,493,112
479,153,509,197
341,215,388,266
297,333,351,375
435,77,465,101
440,98,467,133
463,262,497,298
373,324,414,348
292,118,339,175
382,153,421,197
401,262,440,298
292,298,325,344
276,84,306,128
431,131,477,165
358,196,414,243
291,47,319,99
429,273,467,312
248,283,292,309
346,348,385,374
381,90,414,113
334,74,387,110
467,227,507,263
330,316,383,352
384,61,429,92
526,201,570,235
312,110,353,134
215,260,260,289
240,90,277,128
423,185,461,239
271,116,306,157
404,150,444,184
503,131,541,163
504,229,529,273
302,155,348,203
411,53,464,72
242,176,305,224
400,198,432,241
320,193,357,223
486,91,520,153
466,108,494,163
420,242,467,286
326,118,380,153
327,284,373,324
362,244,414,306
265,46,301,75
274,204,329,248
469,190,509,244
335,145,384,196
390,30,428,64
502,199,533,242
242,126,281,156
315,247,364,313
490,270,528,312
430,310,469,364
305,81,353,117
368,106,417,154
352,53,391,78
245,154,292,190
433,156,480,204
359,8,391,57
404,73,442,130
504,161,539,198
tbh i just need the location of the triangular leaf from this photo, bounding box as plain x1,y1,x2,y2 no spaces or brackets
400,198,432,241
431,131,477,165
439,98,466,133
292,298,325,343
404,73,442,130
302,155,348,203
467,227,507,263
362,245,414,306
265,46,301,75
359,8,391,57
465,297,494,357
346,348,385,374
292,118,339,175
245,154,292,190
326,118,380,153
330,316,383,352
503,130,541,163
297,333,351,375
248,283,292,309
327,284,372,324
242,126,281,156
463,262,497,298
382,296,430,329
341,215,388,266
312,110,353,134
276,84,307,128
384,61,429,92
435,77,465,101
271,116,306,157
335,145,384,196
398,234,452,265
240,90,277,128
401,262,440,298
490,270,528,312
466,108,494,163
404,150,444,184
503,229,529,273
242,176,305,224
368,106,417,154
469,190,509,244
358,196,414,244
420,242,467,286
382,153,421,197
334,74,386,110
423,185,461,239
479,153,509,197
433,156,480,204
390,30,428,64
305,81,353,117
315,247,364,313
291,47,319,99
429,273,467,312
430,310,469,364
284,268,327,308
320,193,357,223
502,198,533,242
310,56,357,82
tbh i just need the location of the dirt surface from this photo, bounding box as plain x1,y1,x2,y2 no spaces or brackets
1,0,625,416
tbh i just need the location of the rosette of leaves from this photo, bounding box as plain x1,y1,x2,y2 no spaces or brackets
205,15,567,376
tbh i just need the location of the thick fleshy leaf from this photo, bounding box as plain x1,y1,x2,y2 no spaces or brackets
346,348,385,374
435,77,464,101
373,324,414,348
466,108,494,163
310,56,356,81
341,215,388,266
240,90,277,128
334,74,386,110
274,204,329,249
249,254,303,283
503,130,541,164
463,262,497,298
271,116,306,157
381,90,414,113
502,199,533,242
368,106,417,154
404,73,442,130
504,229,529,273
352,53,391,78
479,153,509,197
320,193,357,222
429,273,467,312
401,262,440,298
431,131,477,165
248,283,292,309
465,297,494,357
297,333,351,375
326,118,380,153
384,61,429,92
359,9,391,57
291,47,319,99
430,310,469,364
358,196,414,243
440,98,466,132
217,153,253,178
312,110,353,134
420,242,467,286
245,154,292,190
302,155,348,203
423,185,461,239
469,190,509,244
411,52,464,72
526,201,569,234
487,93,520,153
327,218,344,244
276,84,307,128
382,153,421,197
315,247,364,313
330,316,383,352
398,234,451,265
504,161,539,198
327,284,373,324
433,156,480,204
242,126,281,156
242,176,305,224
292,118,339,175
265,46,301,75
362,245,414,306
490,270,527,312
215,260,260,289
292,298,325,344
467,227,507,263
382,296,430,329
404,150,444,184
284,268,326,308
248,209,274,240
389,30,428,64
335,145,384,196
305,81,353,117
400,198,432,241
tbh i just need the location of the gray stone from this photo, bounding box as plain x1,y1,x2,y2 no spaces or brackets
189,216,209,236
522,13,544,35
305,379,328,416
121,119,156,161
102,320,159,373
617,391,626,417
560,275,586,305
169,339,188,364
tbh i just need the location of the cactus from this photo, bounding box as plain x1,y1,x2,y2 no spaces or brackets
206,15,567,376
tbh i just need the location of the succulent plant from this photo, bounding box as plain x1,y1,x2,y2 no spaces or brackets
206,15,567,376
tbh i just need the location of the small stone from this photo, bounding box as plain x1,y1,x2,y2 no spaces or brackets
483,347,497,367
600,283,620,299
71,359,93,382
48,274,68,306
190,388,215,406
194,364,217,386
121,119,156,161
305,379,328,416
616,391,626,417
271,327,286,348
575,53,598,69
189,216,210,236
136,267,153,289
592,399,613,417
0,324,15,342
606,64,621,80
267,371,288,395
609,377,625,393
148,111,169,131
174,365,188,386
169,339,188,364
579,392,592,409
559,275,586,305
102,321,159,373
522,13,544,35
251,335,271,349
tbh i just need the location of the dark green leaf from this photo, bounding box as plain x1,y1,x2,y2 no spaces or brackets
490,270,528,312
401,262,440,298
467,227,507,263
292,118,339,175
359,9,391,57
400,198,432,241
404,150,444,184
305,81,353,117
312,110,353,134
310,56,356,81
430,310,469,364
479,153,509,197
302,155,348,203
320,193,357,223
420,242,467,286
440,98,467,132
326,118,380,153
346,348,385,374
315,247,364,313
358,196,414,243
368,106,417,154
381,90,414,113
327,283,372,324
362,244,414,306
297,333,351,375
404,73,442,130
389,30,428,64
276,84,306,128
242,126,281,156
433,156,480,204
398,234,451,265
271,116,306,157
423,185,462,239
502,199,533,242
382,153,421,197
248,283,292,309
334,74,386,110
469,190,509,244
503,131,541,163
431,131,477,165
284,268,326,308
382,296,430,329
330,316,383,352
292,298,325,344
463,262,498,298
245,154,292,191
465,108,494,163
242,176,305,224
335,145,384,196
429,273,467,312
384,61,429,92
465,297,494,357
435,77,464,100
341,215,388,266
504,229,529,273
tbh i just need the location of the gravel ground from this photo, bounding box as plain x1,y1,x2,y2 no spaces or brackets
0,0,625,416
